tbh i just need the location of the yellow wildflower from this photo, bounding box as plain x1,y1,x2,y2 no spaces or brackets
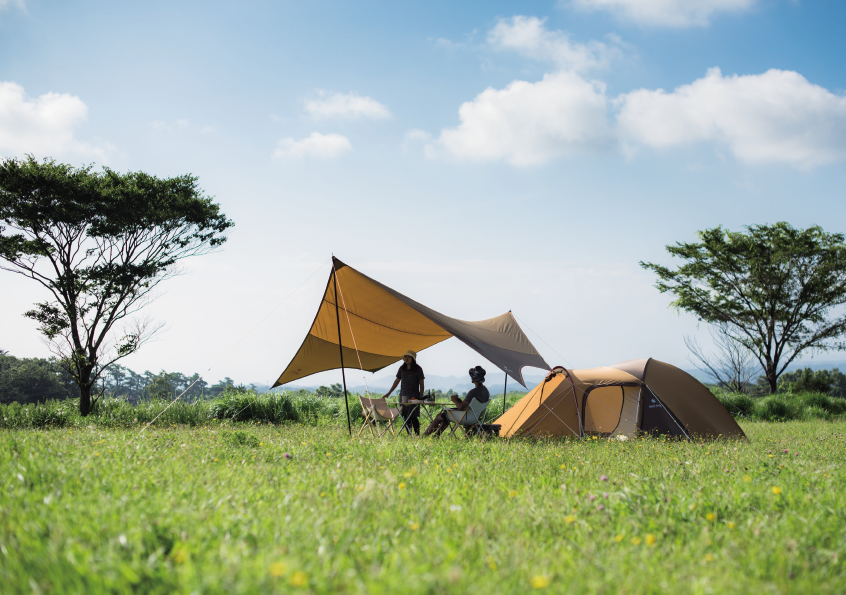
289,571,307,587
645,534,657,546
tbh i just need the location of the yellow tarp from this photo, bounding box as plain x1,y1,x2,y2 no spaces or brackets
273,258,550,387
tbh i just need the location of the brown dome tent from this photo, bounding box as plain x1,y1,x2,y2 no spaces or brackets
494,358,745,440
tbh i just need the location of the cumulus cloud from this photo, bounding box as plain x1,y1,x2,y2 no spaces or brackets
488,16,619,71
304,91,391,120
272,132,352,160
617,68,846,168
434,71,612,166
570,0,756,28
0,81,109,160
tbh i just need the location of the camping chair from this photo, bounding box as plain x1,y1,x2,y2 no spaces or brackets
444,398,490,438
357,396,401,439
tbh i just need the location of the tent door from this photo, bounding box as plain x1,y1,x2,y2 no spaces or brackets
610,386,641,438
639,387,686,437
582,386,624,436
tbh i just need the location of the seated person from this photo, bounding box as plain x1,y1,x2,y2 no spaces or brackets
423,366,489,437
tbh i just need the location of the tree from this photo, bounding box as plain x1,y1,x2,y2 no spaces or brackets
0,156,233,415
0,352,74,404
684,324,758,393
316,383,343,398
642,223,846,394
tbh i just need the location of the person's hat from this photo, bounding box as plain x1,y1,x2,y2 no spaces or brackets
403,350,417,360
469,365,486,383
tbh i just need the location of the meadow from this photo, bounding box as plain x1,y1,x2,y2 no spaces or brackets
1,401,845,594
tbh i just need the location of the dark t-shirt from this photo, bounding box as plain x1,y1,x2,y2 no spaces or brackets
396,364,425,400
462,385,490,407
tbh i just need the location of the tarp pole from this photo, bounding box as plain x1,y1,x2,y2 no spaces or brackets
502,375,507,419
333,266,352,436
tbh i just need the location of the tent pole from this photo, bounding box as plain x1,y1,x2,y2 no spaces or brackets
333,266,352,436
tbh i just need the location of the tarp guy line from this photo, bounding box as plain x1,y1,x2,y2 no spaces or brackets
135,257,332,437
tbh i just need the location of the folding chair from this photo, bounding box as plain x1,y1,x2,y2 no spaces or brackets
358,396,401,439
444,398,490,438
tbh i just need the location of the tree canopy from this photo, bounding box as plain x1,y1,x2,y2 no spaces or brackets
641,222,846,393
0,156,233,414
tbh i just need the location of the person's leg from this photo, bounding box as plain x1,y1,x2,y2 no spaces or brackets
411,417,420,435
423,412,446,436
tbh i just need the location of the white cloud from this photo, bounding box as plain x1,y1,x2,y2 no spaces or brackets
272,132,352,160
304,91,391,120
0,81,109,160
570,0,756,27
433,71,611,166
617,68,846,169
488,16,619,71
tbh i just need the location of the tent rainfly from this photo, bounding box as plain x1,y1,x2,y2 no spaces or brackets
494,358,745,440
272,258,550,422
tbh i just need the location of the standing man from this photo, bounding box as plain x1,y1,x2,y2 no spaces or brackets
384,350,425,435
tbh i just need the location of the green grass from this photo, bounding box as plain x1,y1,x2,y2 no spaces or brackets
1,420,845,594
0,391,527,430
715,390,846,422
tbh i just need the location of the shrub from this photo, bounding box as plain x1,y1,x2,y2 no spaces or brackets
755,396,796,421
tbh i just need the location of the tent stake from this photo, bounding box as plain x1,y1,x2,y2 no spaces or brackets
333,265,352,436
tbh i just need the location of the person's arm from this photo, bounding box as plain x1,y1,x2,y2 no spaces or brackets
419,377,425,397
384,377,400,399
450,393,470,411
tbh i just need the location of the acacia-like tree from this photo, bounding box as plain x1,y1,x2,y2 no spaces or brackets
642,223,846,394
0,156,233,415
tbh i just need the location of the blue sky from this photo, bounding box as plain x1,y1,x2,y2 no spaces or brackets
2,0,845,387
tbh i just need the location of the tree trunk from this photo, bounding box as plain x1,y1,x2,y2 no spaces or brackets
78,367,94,416
766,361,779,394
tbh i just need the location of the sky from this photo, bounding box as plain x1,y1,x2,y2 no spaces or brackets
1,0,845,389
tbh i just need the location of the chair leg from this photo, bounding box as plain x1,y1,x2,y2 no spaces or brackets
447,410,468,438
357,410,373,437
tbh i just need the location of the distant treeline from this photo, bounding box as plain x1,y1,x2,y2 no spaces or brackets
0,351,239,405
745,367,846,398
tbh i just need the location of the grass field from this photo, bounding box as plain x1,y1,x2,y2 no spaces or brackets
2,417,845,594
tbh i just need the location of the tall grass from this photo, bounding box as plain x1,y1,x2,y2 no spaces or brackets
2,387,842,431
715,390,846,422
0,389,528,430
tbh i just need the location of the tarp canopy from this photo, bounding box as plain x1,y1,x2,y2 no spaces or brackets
272,257,550,388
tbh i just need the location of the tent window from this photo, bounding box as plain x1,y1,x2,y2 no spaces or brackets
582,386,624,435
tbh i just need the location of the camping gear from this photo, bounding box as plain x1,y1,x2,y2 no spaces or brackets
479,424,501,437
494,358,745,439
271,257,550,434
445,397,491,437
357,396,401,438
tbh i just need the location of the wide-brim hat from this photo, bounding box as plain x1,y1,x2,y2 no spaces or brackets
403,350,417,360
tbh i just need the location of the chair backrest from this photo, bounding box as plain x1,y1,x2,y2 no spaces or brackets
448,398,489,426
358,395,374,414
369,397,398,420
469,397,489,419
